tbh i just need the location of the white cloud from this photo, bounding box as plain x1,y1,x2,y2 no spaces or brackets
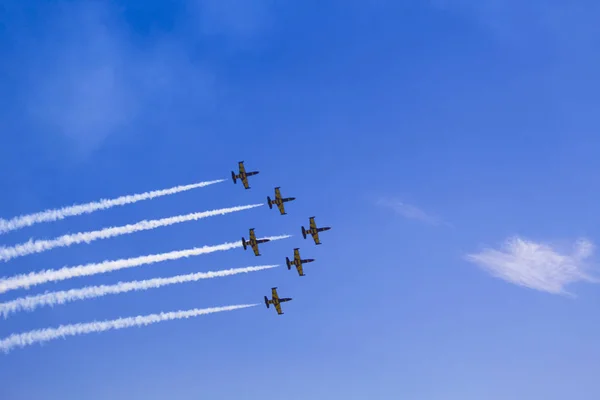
466,236,599,295
377,198,443,226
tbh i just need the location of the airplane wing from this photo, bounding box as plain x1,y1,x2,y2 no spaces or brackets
238,162,250,188
249,230,259,255
271,288,279,301
309,218,321,244
275,302,283,315
294,248,300,262
296,263,304,276
311,231,321,245
252,242,260,256
274,187,282,200
277,202,286,215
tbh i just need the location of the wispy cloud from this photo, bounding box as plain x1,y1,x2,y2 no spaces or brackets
376,197,443,226
2,1,282,157
3,2,216,156
194,0,274,41
429,0,600,50
466,236,599,296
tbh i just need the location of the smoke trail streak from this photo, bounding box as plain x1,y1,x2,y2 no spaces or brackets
0,304,257,353
0,203,262,262
0,265,278,318
0,235,291,294
0,179,224,235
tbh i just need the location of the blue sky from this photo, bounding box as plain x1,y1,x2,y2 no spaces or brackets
1,0,600,398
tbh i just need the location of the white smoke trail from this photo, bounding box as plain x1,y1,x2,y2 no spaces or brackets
0,265,278,318
0,303,257,353
0,235,291,294
0,179,224,235
0,203,263,262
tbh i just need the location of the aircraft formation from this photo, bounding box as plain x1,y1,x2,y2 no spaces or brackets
232,161,331,315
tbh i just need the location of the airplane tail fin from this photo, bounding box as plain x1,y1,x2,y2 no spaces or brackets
264,296,270,308
267,196,272,209
241,238,247,250
301,226,307,239
231,171,237,184
286,257,291,269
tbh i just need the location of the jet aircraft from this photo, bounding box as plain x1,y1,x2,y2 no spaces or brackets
242,228,270,256
301,216,331,245
286,248,314,276
267,187,296,215
231,161,259,189
264,287,292,315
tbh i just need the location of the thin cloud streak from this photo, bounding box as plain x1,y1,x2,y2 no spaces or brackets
377,197,444,226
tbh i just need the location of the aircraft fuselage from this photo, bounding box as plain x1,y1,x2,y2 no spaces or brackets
308,227,330,235
239,170,258,179
267,297,292,307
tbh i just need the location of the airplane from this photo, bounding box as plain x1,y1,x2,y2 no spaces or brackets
267,187,296,215
286,248,314,276
301,216,331,245
231,161,259,189
264,287,292,315
242,228,270,256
